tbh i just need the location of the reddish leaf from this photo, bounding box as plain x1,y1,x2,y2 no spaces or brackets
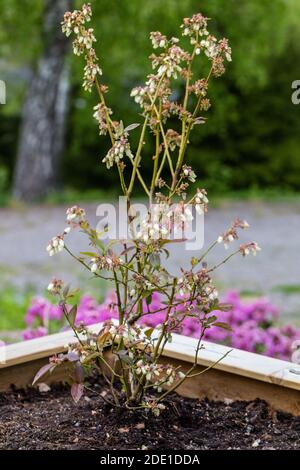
217,303,233,312
71,383,84,403
68,304,78,327
74,362,85,383
67,351,80,362
32,363,55,386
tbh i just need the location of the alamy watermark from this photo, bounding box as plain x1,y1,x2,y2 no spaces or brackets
95,197,204,251
291,80,300,105
0,80,6,105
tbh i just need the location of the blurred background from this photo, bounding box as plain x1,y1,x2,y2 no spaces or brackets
0,0,299,351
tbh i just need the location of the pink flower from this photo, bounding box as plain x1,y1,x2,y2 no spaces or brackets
22,327,48,341
25,297,63,326
75,294,118,326
22,290,300,361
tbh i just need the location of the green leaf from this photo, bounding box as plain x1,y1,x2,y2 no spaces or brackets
63,284,70,298
118,350,133,365
144,327,154,338
141,290,152,299
149,253,160,268
124,123,140,132
146,293,153,306
81,352,102,364
95,238,106,252
206,315,217,325
80,251,97,257
213,321,232,331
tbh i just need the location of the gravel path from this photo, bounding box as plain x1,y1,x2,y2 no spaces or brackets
0,200,299,321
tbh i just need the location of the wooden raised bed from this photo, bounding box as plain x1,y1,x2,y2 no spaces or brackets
1,324,300,415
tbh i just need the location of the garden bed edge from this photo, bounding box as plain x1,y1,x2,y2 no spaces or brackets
1,324,300,415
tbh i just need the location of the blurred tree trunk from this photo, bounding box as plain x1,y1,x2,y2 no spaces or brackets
13,0,73,202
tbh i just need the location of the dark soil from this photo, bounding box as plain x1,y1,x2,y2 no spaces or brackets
0,385,299,450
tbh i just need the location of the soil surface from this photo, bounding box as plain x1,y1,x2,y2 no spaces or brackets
0,385,299,450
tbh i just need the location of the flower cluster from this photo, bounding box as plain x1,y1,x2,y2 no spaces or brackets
46,223,72,256
177,266,217,305
181,165,197,182
62,3,102,91
47,278,64,295
66,205,86,226
104,322,153,352
151,44,190,79
194,188,209,214
133,200,197,242
46,234,65,257
189,78,208,97
130,75,171,113
135,214,169,243
93,103,113,136
136,361,180,390
239,242,261,257
102,135,133,169
61,4,92,37
165,129,181,151
90,255,123,273
181,14,209,39
181,14,232,78
150,31,168,49
217,218,250,249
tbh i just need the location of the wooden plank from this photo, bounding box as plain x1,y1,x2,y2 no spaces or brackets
0,323,102,368
1,324,300,414
165,333,300,391
0,358,73,393
161,358,300,416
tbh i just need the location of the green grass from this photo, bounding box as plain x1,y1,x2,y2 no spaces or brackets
272,284,300,295
0,287,33,331
0,280,109,336
239,289,263,298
